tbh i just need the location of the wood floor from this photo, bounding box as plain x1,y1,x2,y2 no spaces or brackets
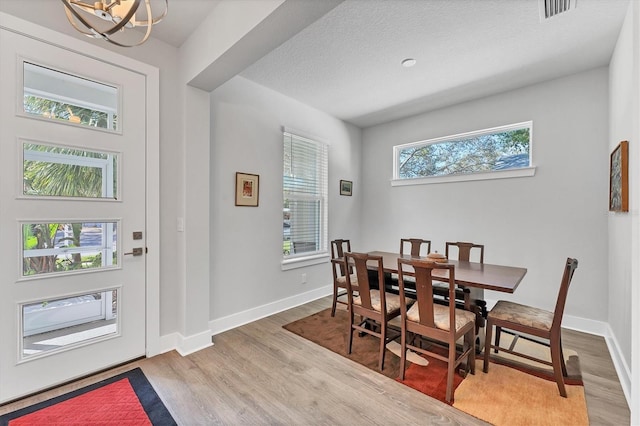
1,296,630,425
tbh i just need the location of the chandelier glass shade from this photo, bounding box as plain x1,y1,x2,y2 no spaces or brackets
61,0,168,47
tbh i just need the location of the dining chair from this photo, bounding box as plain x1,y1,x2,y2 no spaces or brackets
397,257,476,403
400,238,431,257
445,241,484,263
344,252,413,371
441,241,487,328
394,238,432,292
330,239,353,317
483,258,579,397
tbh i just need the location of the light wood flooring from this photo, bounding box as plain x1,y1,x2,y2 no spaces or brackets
1,296,630,425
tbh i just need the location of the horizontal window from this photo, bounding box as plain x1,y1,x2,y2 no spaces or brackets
393,122,533,184
23,62,118,131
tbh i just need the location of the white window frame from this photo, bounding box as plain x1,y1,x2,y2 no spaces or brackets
281,129,329,270
392,121,536,186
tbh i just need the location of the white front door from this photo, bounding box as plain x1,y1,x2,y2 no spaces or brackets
0,29,147,402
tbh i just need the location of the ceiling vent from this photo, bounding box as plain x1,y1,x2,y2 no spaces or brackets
539,0,577,20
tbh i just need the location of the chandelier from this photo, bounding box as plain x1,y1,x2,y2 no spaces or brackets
61,0,168,47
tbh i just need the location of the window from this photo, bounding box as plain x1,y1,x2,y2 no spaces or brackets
23,62,119,131
22,221,118,277
283,131,328,264
393,122,534,185
23,142,117,199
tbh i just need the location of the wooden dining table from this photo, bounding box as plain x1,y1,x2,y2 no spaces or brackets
366,251,528,351
367,251,527,294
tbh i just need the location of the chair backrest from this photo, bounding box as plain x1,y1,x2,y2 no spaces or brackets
344,252,386,312
551,258,579,331
445,241,484,263
331,239,352,276
397,258,457,338
331,239,351,259
400,238,431,257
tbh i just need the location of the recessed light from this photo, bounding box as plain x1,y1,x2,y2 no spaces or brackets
401,58,417,68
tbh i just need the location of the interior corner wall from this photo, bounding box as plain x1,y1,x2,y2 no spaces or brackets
361,67,609,325
609,0,637,393
609,1,640,420
208,76,362,324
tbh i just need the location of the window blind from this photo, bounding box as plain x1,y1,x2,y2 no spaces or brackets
283,131,328,259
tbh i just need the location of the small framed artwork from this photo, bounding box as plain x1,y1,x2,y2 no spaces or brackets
340,180,353,196
609,140,628,212
235,172,259,207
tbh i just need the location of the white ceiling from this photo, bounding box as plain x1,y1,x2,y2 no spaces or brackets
0,0,630,128
239,0,630,127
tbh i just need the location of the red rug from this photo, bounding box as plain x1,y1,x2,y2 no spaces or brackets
0,368,175,426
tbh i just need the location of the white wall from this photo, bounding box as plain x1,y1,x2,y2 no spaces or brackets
361,68,609,323
609,1,640,419
609,0,636,389
209,76,362,326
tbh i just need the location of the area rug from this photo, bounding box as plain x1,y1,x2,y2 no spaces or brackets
283,308,588,425
0,368,176,426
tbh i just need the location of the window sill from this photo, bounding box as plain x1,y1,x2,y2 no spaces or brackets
281,253,329,270
391,167,536,187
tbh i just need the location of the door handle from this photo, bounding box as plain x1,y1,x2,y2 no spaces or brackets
124,247,143,256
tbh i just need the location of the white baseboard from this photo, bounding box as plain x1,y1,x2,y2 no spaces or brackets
603,324,632,408
156,285,331,355
208,285,332,336
158,329,213,356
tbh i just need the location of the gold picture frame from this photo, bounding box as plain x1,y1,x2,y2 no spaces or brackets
235,172,259,207
609,141,628,212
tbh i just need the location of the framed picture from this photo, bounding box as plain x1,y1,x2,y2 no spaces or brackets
340,179,353,196
235,172,259,207
609,140,628,212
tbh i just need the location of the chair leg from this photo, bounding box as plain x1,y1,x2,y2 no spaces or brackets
467,329,476,375
550,336,567,397
483,319,493,373
331,286,338,317
399,325,407,380
347,311,354,355
493,325,502,353
446,341,456,403
379,320,386,371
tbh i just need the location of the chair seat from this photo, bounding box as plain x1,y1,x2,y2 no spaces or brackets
336,274,357,286
406,302,475,332
488,300,553,332
354,290,409,314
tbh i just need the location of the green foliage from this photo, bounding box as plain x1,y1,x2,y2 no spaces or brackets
24,95,117,130
399,128,530,178
23,144,114,198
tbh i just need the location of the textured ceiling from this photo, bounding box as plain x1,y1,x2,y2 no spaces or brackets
0,0,630,128
240,0,630,127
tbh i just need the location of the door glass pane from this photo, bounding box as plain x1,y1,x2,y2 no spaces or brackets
23,143,118,199
23,62,119,130
22,221,118,277
21,290,118,359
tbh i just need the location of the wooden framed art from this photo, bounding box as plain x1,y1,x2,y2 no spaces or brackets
609,140,628,212
340,180,353,196
235,172,259,207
